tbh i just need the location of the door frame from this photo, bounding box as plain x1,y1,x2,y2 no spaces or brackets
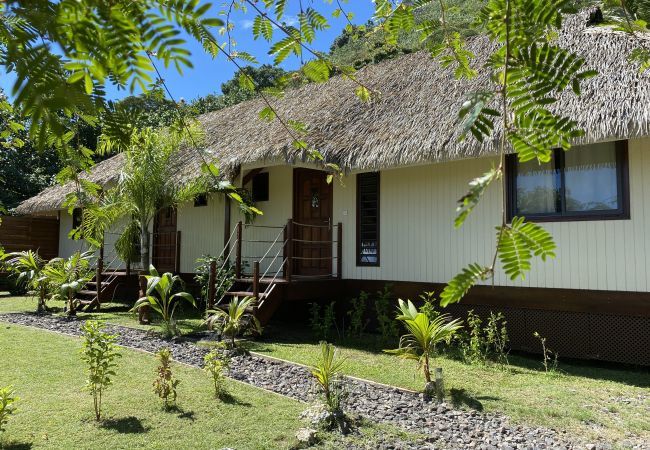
292,168,334,277
152,206,179,273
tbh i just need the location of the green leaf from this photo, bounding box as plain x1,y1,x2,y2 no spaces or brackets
440,263,489,307
355,86,372,103
455,168,501,228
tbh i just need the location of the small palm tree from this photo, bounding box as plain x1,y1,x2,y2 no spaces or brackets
386,299,462,392
130,266,196,336
204,296,261,348
1,250,49,313
42,251,94,316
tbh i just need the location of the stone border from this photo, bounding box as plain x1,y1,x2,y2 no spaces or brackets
0,313,608,450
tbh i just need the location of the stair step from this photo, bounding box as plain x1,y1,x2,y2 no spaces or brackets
78,290,98,296
223,291,267,299
235,278,288,285
87,281,110,288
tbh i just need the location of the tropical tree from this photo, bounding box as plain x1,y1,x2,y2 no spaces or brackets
42,251,94,316
130,266,196,336
204,296,261,349
82,125,208,271
387,299,462,393
1,250,50,313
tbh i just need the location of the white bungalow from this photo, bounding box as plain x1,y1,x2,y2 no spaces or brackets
12,13,650,365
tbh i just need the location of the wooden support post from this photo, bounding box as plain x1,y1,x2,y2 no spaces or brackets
96,256,103,305
208,259,217,309
235,221,243,278
224,196,232,255
138,271,150,324
126,260,131,277
435,367,444,401
175,230,181,273
252,261,260,301
285,219,293,283
337,222,343,279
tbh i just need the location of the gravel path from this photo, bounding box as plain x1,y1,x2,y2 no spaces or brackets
0,313,626,450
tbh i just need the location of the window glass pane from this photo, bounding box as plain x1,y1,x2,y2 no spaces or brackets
564,142,618,211
515,155,559,215
357,172,379,265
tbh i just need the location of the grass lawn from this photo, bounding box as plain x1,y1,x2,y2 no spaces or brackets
0,323,308,449
2,294,648,446
246,326,649,445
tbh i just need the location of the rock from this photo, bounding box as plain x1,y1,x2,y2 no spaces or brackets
295,428,317,446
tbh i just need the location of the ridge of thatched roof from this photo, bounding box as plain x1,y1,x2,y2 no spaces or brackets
15,11,650,215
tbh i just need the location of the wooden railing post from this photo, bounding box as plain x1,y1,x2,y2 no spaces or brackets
253,261,260,301
208,259,216,309
126,260,131,277
175,230,181,273
285,219,293,282
96,256,103,304
337,222,342,279
235,221,243,278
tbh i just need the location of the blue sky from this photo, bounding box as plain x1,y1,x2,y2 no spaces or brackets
153,1,375,102
0,2,375,103
1,2,375,102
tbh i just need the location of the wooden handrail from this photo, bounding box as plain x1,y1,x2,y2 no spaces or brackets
207,259,216,309
285,218,293,282
235,221,243,278
253,261,260,300
337,222,342,279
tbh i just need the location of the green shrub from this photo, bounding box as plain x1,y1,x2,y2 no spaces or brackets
346,291,368,338
309,301,337,341
131,266,196,337
533,332,559,375
204,296,261,349
375,284,398,343
458,310,509,368
203,344,230,399
0,386,18,433
153,347,180,408
386,299,462,395
310,342,348,433
418,291,442,322
194,254,235,309
80,321,121,421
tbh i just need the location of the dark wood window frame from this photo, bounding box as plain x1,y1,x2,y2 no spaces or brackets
356,172,380,267
194,193,208,207
506,140,630,222
252,172,270,202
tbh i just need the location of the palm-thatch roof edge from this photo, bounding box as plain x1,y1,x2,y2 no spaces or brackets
15,11,650,215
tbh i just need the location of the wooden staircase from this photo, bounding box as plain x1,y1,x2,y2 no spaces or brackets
219,276,288,326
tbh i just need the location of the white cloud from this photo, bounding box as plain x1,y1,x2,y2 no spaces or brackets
240,19,254,29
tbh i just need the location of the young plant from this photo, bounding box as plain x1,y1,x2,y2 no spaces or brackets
0,386,18,433
387,299,462,395
309,301,337,341
153,347,179,409
310,341,348,433
130,266,196,337
42,251,94,316
203,343,230,399
419,291,441,322
485,312,509,368
533,332,559,374
204,296,261,349
375,284,399,343
1,250,50,313
80,321,121,421
194,254,235,309
346,291,368,338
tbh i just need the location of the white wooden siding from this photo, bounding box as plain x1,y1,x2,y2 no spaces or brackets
335,137,650,292
177,194,226,273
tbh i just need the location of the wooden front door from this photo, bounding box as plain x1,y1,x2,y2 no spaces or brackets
152,206,178,273
293,169,333,277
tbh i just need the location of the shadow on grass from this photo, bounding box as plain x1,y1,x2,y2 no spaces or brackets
100,416,149,434
219,392,252,407
256,321,650,388
163,405,197,421
0,441,33,449
449,388,500,412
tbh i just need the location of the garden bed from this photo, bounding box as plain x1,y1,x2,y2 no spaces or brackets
0,312,599,449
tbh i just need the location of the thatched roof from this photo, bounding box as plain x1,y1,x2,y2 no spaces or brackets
15,11,650,215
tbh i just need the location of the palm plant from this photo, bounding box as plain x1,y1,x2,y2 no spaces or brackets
42,251,94,316
130,266,196,336
81,125,208,271
204,296,261,349
386,299,462,393
1,250,49,313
